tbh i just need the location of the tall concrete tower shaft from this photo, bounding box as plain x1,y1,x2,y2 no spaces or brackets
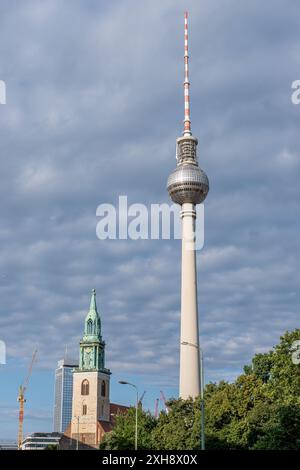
167,12,209,399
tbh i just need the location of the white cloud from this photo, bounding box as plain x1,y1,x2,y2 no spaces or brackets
276,148,299,169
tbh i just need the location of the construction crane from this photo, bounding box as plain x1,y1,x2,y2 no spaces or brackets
138,390,146,407
18,350,37,449
160,390,169,414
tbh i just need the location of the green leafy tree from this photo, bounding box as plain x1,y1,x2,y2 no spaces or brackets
244,352,273,383
99,407,156,450
204,376,268,449
266,329,300,405
253,405,300,450
152,398,201,450
99,329,300,451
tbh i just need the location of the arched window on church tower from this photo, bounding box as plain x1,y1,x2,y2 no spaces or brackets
87,319,93,334
81,379,89,395
101,380,106,397
82,404,87,415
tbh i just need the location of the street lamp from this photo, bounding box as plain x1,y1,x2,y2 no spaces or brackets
75,416,80,450
181,341,205,450
199,348,205,451
119,380,138,450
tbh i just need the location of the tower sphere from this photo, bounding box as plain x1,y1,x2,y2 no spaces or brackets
167,163,209,205
166,9,209,209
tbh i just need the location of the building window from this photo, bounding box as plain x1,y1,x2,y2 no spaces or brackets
101,380,106,397
87,319,93,334
82,404,87,415
81,379,89,395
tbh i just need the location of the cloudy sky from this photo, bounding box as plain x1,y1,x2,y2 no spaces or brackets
0,0,299,440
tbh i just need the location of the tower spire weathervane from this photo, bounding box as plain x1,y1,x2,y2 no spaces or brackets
183,11,192,136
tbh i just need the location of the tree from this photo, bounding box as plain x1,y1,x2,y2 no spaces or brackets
99,329,300,450
204,375,269,449
152,398,201,450
266,329,300,405
253,404,300,450
244,352,273,383
99,407,156,450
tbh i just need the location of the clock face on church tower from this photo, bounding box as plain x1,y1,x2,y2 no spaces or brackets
84,348,92,368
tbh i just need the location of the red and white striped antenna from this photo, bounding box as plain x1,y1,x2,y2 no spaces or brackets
183,11,192,136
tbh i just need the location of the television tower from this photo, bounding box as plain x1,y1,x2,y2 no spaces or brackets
167,12,209,399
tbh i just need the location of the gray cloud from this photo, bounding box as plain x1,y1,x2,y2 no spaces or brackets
0,0,299,433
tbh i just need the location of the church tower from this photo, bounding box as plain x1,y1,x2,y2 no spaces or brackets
70,289,111,447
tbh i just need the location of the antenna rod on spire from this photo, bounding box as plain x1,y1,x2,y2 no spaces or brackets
183,11,192,136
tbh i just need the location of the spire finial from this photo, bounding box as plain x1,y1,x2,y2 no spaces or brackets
89,288,97,312
183,11,192,136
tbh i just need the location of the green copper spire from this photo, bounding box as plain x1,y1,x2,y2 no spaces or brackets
78,289,109,372
83,288,101,341
89,288,97,313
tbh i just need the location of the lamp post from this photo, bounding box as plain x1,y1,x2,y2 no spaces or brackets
199,348,205,451
75,416,79,450
119,380,138,450
181,341,205,450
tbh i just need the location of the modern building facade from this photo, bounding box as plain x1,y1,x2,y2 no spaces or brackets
53,359,78,433
167,12,209,399
0,440,18,450
20,432,61,450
